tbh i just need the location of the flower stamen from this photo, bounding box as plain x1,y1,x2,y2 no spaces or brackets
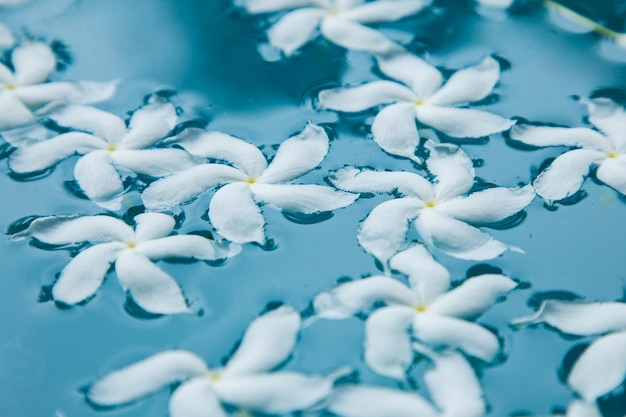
208,373,221,382
125,242,137,249
106,144,118,152
4,83,16,91
245,177,257,184
413,98,426,106
606,151,619,159
414,304,427,313
424,200,436,208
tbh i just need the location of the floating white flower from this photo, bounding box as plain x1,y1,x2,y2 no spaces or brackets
329,143,534,262
512,298,626,404
0,42,116,130
314,243,517,378
242,0,429,56
509,98,626,204
87,306,346,416
9,98,198,210
318,52,514,161
10,212,240,314
142,124,358,244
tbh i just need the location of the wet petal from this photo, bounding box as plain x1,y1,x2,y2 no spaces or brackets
375,51,442,98
426,142,474,200
318,81,415,112
15,82,77,109
67,80,118,105
327,385,438,417
567,330,626,403
343,0,428,23
508,124,609,150
74,150,124,208
243,0,325,13
141,165,246,211
169,378,226,417
52,242,123,305
364,306,415,379
428,56,500,106
133,212,176,241
585,97,626,144
565,401,602,417
110,149,198,177
0,90,35,128
267,8,325,56
138,235,238,261
0,23,14,49
122,100,177,149
328,166,433,200
416,105,514,138
12,42,55,85
371,102,422,161
320,16,401,54
209,182,265,244
225,305,301,376
49,105,127,143
115,250,190,314
251,183,357,213
596,156,626,195
87,350,208,406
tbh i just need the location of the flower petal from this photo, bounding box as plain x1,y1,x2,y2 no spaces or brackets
225,305,301,376
15,82,77,109
508,124,609,150
0,90,35,128
49,105,127,144
87,350,208,406
343,0,428,23
74,150,124,208
243,0,325,13
0,23,14,49
267,8,325,56
52,242,123,305
115,250,191,314
585,97,626,144
371,102,422,162
138,235,238,261
565,401,602,417
364,306,415,379
428,56,500,106
133,212,176,241
416,105,514,138
169,378,226,417
110,149,198,177
532,148,605,202
328,166,433,200
567,330,626,403
209,182,266,244
596,156,626,195
320,16,401,54
327,385,439,417
375,52,442,99
12,42,55,85
141,165,246,211
318,81,416,112
251,183,358,213
313,276,415,319
121,100,177,149
426,142,474,200
67,80,118,105
258,124,329,183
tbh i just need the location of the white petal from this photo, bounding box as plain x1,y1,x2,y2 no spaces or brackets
115,250,190,314
510,300,626,336
87,350,208,406
585,97,626,143
320,16,401,54
121,100,177,149
364,306,415,379
565,401,602,417
67,80,118,105
358,198,424,263
8,132,105,173
209,182,266,244
15,82,77,109
412,314,500,361
259,124,329,183
508,124,609,150
0,63,12,83
12,42,55,85
243,0,325,13
371,102,422,161
225,305,301,376
267,8,325,56
0,90,35,128
0,23,14,48
416,105,514,138
375,52,442,99
327,385,439,417
251,183,357,213
141,164,246,211
328,166,433,200
429,274,516,319
426,142,474,200
567,330,626,403
389,243,450,304
52,242,123,305
438,185,535,224
169,378,226,417
313,276,415,319
49,105,126,144
111,149,198,177
133,212,176,241
596,156,626,195
428,56,500,106
318,81,416,112
343,1,428,23
138,235,235,261
74,151,124,207
533,149,605,202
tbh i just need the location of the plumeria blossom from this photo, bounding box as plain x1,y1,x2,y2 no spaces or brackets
87,306,347,416
142,124,358,244
10,212,240,314
318,52,514,161
0,42,116,130
314,243,517,379
242,0,429,56
329,142,535,262
8,97,198,209
509,98,626,203
512,298,626,404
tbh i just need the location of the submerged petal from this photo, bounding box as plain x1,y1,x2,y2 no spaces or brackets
327,385,438,417
343,0,428,23
209,182,266,244
12,42,55,85
110,148,198,177
122,100,177,149
329,166,433,200
318,81,416,112
133,212,176,241
428,56,500,106
508,124,609,150
267,8,325,56
169,378,226,417
371,102,422,161
320,17,401,54
251,183,357,214
596,156,626,195
375,52,442,99
74,150,124,208
416,105,514,138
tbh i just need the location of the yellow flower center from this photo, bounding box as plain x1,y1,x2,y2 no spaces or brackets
126,242,137,249
328,9,339,16
424,200,436,208
4,83,16,91
106,144,118,152
414,304,428,313
413,98,426,106
245,177,257,184
606,151,619,159
208,373,221,382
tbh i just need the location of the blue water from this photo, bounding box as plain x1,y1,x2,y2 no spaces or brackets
0,0,625,416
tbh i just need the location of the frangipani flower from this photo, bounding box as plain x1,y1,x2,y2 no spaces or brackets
509,98,626,203
314,243,517,379
512,298,626,404
329,143,535,262
318,52,514,161
0,42,116,130
10,212,240,314
142,124,358,244
9,98,198,209
242,0,429,56
87,306,346,416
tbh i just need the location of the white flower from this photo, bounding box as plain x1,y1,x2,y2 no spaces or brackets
318,52,514,161
0,42,116,130
314,243,517,379
242,0,429,56
329,142,535,262
86,306,346,416
142,124,358,244
509,97,626,204
10,212,240,314
8,98,198,210
512,298,626,404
